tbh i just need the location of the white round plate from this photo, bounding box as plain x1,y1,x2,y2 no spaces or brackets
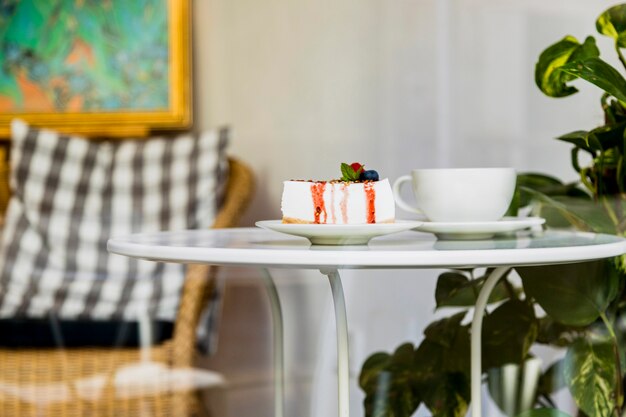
255,220,423,245
413,216,545,240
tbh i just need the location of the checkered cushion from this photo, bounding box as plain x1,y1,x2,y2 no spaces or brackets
0,119,228,321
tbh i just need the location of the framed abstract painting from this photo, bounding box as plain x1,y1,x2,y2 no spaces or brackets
0,0,191,137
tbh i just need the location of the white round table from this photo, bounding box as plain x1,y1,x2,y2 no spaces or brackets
108,228,626,417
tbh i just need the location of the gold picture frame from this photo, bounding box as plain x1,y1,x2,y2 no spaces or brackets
0,0,191,138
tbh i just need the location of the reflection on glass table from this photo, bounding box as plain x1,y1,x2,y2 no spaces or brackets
0,312,225,416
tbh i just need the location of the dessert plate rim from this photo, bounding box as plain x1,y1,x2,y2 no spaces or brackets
255,220,423,245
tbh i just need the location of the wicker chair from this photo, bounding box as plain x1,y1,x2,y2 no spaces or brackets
0,157,255,417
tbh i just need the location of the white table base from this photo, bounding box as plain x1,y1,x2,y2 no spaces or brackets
261,269,286,417
261,268,350,417
263,265,514,417
471,266,511,417
321,268,351,417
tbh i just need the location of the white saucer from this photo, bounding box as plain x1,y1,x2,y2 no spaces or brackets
413,216,545,240
255,220,423,245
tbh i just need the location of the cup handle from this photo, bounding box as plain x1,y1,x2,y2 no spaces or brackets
393,175,423,215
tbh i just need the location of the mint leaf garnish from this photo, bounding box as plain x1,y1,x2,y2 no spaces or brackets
340,162,362,181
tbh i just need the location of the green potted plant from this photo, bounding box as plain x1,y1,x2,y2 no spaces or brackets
359,4,626,417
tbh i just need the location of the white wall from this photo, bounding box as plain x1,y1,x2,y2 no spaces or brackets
195,0,616,219
193,0,619,415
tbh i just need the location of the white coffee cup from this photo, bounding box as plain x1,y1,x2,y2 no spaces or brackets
392,168,516,222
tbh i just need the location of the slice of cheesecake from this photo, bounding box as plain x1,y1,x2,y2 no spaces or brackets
281,178,395,224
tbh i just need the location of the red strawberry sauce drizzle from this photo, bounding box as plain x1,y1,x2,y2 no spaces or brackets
364,182,376,223
311,182,327,224
311,181,376,224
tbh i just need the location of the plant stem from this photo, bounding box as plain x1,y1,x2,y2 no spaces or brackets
542,394,557,409
503,277,518,300
616,43,626,73
469,270,478,297
536,398,550,408
580,167,596,196
602,196,620,227
600,311,624,414
470,270,489,317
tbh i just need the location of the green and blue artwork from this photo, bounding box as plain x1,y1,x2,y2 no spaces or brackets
0,0,170,113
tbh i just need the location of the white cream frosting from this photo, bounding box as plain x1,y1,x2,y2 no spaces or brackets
281,179,395,224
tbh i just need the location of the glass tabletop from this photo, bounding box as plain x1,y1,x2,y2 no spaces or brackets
108,228,626,270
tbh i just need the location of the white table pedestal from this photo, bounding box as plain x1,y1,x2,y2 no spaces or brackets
471,266,511,417
262,265,537,417
322,269,351,417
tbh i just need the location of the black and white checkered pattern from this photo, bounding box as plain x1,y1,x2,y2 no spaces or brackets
0,119,228,321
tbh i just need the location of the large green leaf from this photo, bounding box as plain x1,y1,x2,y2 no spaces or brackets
509,173,589,218
358,339,484,417
435,271,509,308
519,187,615,233
359,344,422,417
517,173,589,198
360,352,393,392
536,317,584,347
564,337,617,417
414,340,470,417
516,409,572,417
482,300,538,369
518,260,619,327
536,359,567,396
596,4,626,47
554,126,626,157
555,130,595,153
517,172,570,195
419,373,470,417
423,311,466,348
442,329,471,376
421,312,471,375
601,93,626,125
559,57,626,103
552,195,617,232
413,339,442,375
588,122,626,152
535,36,600,97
